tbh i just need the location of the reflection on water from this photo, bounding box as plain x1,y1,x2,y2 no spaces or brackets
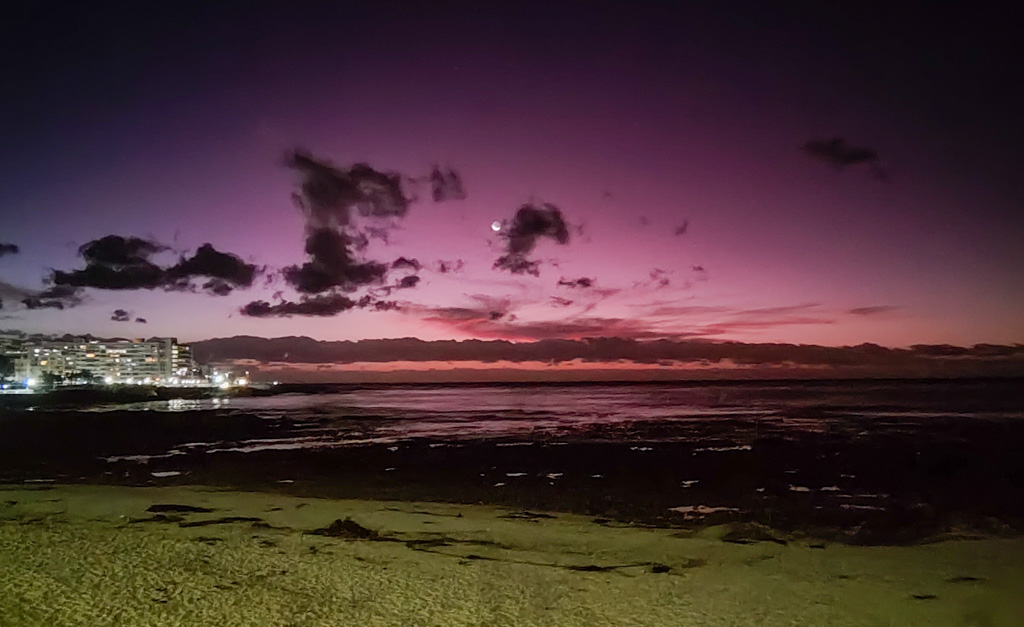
81,381,1024,457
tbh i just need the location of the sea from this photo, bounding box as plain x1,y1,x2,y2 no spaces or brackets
3,378,1023,541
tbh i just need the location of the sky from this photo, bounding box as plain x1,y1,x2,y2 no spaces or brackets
1,1,1022,368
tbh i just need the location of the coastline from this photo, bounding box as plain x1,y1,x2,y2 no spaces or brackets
3,384,1024,547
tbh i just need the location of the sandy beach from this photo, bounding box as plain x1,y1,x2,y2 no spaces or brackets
2,484,1021,626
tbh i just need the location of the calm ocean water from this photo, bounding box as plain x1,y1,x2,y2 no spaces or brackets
91,379,1024,453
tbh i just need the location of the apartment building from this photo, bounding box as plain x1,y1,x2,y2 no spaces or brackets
0,335,198,385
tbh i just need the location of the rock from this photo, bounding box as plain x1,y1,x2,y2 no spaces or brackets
720,523,788,545
568,564,616,572
130,514,184,524
405,538,451,549
147,504,214,514
947,575,985,583
500,511,556,521
179,516,264,528
194,536,224,544
310,517,378,539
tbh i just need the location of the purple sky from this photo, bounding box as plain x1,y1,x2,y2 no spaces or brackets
1,2,1022,350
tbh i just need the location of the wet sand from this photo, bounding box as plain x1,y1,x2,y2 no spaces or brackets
2,484,1022,626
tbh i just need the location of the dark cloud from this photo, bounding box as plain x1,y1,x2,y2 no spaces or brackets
53,235,167,291
396,275,420,289
135,317,147,324
422,306,491,323
52,261,167,291
391,257,422,271
430,166,466,202
691,265,706,273
275,150,443,312
0,243,20,257
201,280,234,296
22,284,84,310
551,296,574,307
281,228,387,294
2,281,80,310
370,300,400,312
910,344,966,357
240,291,404,318
167,243,259,294
557,277,593,289
673,220,689,236
79,235,167,266
494,203,570,276
111,309,131,322
492,254,540,276
241,294,359,318
246,151,460,317
0,281,31,305
287,150,411,224
50,236,257,296
803,137,878,167
848,305,900,316
435,259,465,274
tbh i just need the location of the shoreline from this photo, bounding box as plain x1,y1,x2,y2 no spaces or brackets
8,475,1023,549
4,379,1023,548
4,430,1024,547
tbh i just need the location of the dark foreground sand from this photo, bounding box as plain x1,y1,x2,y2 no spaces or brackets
2,485,1021,626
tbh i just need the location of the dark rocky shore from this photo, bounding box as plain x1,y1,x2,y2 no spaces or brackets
0,385,268,411
3,400,1023,546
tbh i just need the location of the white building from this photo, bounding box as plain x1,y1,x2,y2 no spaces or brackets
0,335,200,387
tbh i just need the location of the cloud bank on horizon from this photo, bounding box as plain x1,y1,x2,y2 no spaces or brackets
180,335,1024,382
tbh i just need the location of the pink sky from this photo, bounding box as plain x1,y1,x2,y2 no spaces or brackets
2,3,1021,351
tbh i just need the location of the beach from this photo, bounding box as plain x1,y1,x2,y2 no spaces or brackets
3,484,1022,626
2,381,1023,625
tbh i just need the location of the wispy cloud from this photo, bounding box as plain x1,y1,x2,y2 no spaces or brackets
848,305,900,316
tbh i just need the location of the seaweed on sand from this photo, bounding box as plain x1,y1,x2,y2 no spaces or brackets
309,517,379,539
147,504,214,514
